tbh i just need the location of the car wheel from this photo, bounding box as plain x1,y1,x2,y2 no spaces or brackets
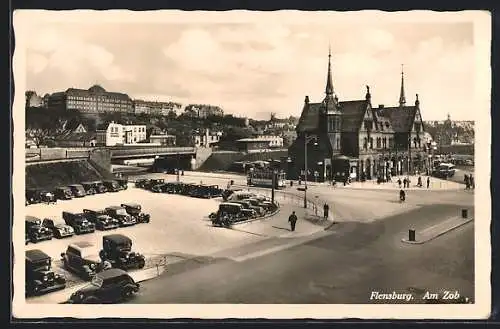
83,296,99,304
30,237,38,243
122,288,134,299
138,259,145,269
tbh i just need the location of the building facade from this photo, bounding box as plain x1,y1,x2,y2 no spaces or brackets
133,99,183,116
149,134,177,146
192,129,222,148
46,85,134,114
184,104,224,118
96,122,147,146
288,51,427,182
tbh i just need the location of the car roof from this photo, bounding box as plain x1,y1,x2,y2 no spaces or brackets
70,241,94,249
103,234,132,244
96,268,129,280
56,186,70,190
106,206,124,210
26,188,41,192
220,202,243,207
84,208,105,212
91,180,103,184
68,184,83,187
26,215,41,222
26,249,50,262
103,180,117,183
122,203,140,207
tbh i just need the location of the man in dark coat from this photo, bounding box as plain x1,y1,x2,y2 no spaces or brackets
464,174,470,189
397,178,402,188
323,203,329,220
470,174,475,189
427,176,430,188
288,211,298,232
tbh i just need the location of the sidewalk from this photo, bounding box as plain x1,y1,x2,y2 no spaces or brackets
304,175,464,191
401,216,473,245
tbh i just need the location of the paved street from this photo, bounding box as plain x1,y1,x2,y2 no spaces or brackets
127,203,474,304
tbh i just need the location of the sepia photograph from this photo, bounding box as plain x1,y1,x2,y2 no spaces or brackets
12,9,491,319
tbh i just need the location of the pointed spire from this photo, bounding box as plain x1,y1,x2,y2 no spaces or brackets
365,85,371,101
415,93,420,107
325,46,334,96
399,64,406,106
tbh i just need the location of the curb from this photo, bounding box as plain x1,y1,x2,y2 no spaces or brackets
401,218,474,245
230,208,281,226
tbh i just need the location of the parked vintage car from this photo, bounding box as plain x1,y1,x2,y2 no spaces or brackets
103,180,121,192
91,180,108,194
83,208,120,230
67,268,140,304
62,211,96,234
26,216,53,243
116,178,129,190
81,181,97,195
53,186,74,200
233,200,264,216
26,188,56,204
68,184,86,198
246,197,274,213
146,179,166,191
99,234,146,270
163,181,184,194
120,203,150,224
221,188,243,201
42,217,75,239
211,202,249,227
26,249,66,297
105,206,137,227
61,242,104,281
134,179,150,188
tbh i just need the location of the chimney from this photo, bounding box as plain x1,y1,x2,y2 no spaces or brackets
305,96,310,104
378,105,385,108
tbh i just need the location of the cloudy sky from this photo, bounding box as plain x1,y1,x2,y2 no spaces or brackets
20,12,480,121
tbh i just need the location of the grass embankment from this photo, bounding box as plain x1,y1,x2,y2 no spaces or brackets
25,160,110,190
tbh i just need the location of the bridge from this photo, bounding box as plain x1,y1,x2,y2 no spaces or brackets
25,146,197,163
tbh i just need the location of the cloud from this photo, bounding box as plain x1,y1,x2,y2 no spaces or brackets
26,27,135,83
24,20,477,121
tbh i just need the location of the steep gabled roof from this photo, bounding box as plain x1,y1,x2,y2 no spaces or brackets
339,100,368,132
296,102,322,133
373,108,395,133
378,106,417,133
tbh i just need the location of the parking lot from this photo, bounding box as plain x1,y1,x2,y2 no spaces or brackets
24,183,279,265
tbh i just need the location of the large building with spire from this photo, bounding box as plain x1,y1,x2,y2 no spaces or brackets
287,51,427,182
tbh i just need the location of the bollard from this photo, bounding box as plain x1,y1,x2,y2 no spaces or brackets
462,209,468,219
408,229,416,242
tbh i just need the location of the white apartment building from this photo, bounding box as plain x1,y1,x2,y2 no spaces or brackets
255,135,284,148
96,122,147,146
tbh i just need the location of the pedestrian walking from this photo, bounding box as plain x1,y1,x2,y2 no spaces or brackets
426,176,430,189
403,177,407,188
323,203,329,220
399,189,406,202
397,178,402,189
406,176,411,188
288,211,298,232
470,174,475,189
417,176,422,188
464,174,470,189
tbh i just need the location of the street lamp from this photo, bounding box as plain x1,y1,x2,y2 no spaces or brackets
304,133,318,209
176,152,180,182
271,169,277,205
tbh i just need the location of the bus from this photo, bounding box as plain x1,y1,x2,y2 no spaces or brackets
247,169,287,189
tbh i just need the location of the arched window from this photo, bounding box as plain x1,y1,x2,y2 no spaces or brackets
370,138,374,149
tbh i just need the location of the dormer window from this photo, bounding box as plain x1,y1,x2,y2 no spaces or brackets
385,122,390,129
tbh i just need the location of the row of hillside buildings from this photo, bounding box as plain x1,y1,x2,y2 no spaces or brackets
27,119,287,151
25,85,224,118
288,50,433,182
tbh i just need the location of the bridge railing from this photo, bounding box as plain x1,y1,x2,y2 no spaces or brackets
110,146,196,157
26,146,197,162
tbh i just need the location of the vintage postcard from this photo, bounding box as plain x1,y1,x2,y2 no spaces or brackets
12,10,491,319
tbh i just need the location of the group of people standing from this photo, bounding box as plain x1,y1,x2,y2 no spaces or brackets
397,176,431,189
464,174,475,189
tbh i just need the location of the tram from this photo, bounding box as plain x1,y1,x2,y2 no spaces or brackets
247,169,287,189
